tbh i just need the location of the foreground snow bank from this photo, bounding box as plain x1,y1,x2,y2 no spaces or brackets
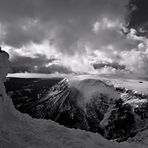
0,51,146,148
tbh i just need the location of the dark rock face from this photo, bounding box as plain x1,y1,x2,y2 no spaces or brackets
86,94,109,135
5,78,148,142
104,102,135,140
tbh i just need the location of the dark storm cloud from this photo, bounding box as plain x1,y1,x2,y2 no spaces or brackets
10,54,72,74
4,21,48,47
3,0,147,74
0,0,129,54
10,55,57,73
128,0,148,37
93,62,126,70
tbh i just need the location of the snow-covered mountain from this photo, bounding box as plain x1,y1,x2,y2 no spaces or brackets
8,77,148,142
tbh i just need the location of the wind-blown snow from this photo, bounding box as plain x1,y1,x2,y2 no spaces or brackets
0,51,148,148
71,79,120,105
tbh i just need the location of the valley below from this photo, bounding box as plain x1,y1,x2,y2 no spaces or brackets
5,75,148,143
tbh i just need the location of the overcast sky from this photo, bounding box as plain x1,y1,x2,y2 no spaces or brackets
0,0,148,75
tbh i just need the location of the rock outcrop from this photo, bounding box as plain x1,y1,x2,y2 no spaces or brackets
0,49,10,100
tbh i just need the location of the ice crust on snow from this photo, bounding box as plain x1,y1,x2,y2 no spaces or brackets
0,51,148,148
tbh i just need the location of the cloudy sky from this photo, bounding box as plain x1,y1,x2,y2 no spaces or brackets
0,0,148,75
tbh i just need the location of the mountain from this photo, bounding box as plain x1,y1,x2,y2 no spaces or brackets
6,77,148,142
